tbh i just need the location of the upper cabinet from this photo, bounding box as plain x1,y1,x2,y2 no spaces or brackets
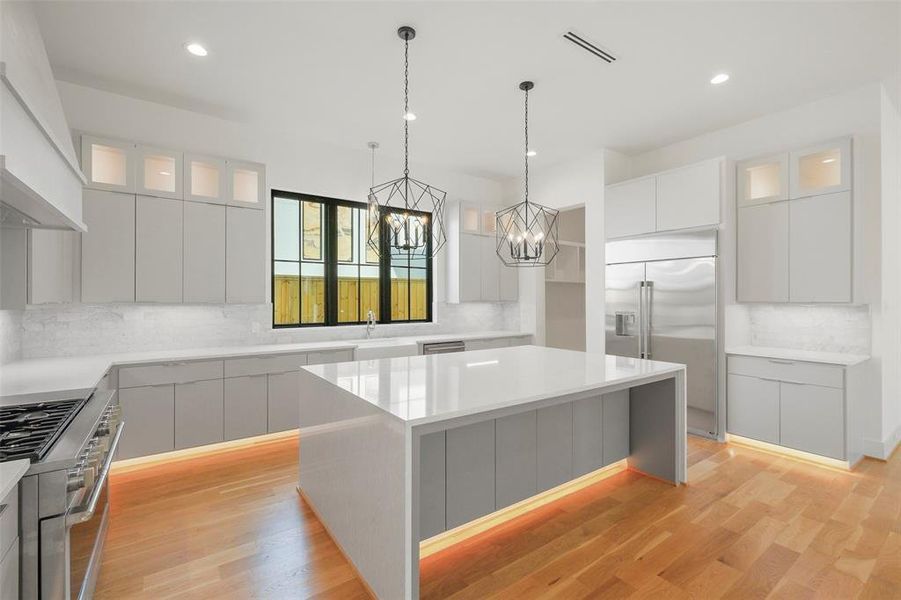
605,158,722,240
227,160,265,209
446,200,518,303
81,135,136,193
1,1,86,230
137,145,183,199
737,153,788,207
459,202,497,236
185,154,227,205
789,138,851,199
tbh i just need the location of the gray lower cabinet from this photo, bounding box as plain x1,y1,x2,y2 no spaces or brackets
136,195,183,302
495,411,537,509
184,201,226,303
737,202,789,303
118,384,175,459
226,206,265,303
224,375,268,441
537,403,573,492
727,374,780,444
0,538,18,600
174,379,224,450
82,189,135,303
573,395,604,477
445,420,496,529
268,370,301,432
419,431,446,541
780,382,844,459
603,390,630,464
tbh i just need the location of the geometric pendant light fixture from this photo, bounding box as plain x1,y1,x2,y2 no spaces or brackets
367,26,447,259
496,81,559,267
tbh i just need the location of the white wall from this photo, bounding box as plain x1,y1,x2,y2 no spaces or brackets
14,81,522,358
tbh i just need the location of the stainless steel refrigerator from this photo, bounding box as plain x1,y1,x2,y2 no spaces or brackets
605,230,718,438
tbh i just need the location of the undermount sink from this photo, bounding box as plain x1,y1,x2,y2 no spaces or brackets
354,337,402,346
353,339,418,361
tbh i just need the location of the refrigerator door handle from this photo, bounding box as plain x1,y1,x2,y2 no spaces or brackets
638,282,645,358
644,280,654,359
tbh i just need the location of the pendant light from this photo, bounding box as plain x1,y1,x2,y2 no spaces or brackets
496,81,559,267
367,26,447,259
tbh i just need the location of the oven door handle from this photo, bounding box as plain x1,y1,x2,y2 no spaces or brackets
66,420,125,527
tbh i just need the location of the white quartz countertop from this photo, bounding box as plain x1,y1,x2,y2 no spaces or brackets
302,345,685,426
0,459,30,501
0,331,529,399
726,345,870,366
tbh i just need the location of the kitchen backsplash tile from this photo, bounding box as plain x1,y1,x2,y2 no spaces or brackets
748,304,871,355
19,302,522,359
0,310,24,364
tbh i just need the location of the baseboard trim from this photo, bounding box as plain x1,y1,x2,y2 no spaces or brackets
725,433,852,471
863,423,901,461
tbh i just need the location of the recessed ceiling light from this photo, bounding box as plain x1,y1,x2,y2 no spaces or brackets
710,73,730,85
403,111,417,121
185,42,208,57
526,150,537,157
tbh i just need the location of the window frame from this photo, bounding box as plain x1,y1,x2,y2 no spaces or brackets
271,189,433,328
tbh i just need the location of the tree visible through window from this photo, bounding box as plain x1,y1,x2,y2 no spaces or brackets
272,191,432,327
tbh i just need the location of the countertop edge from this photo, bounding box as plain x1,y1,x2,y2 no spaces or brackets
725,346,870,366
0,459,30,500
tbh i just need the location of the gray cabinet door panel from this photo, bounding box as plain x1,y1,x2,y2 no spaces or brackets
737,202,789,302
224,375,268,441
603,390,630,464
499,258,518,301
727,374,780,444
226,206,265,303
780,383,844,459
419,431,446,540
268,370,301,432
537,403,573,492
446,420,495,529
118,384,174,459
82,189,135,302
136,195,183,302
789,192,852,303
184,201,226,303
573,395,604,477
479,235,500,301
495,410,537,509
174,379,224,449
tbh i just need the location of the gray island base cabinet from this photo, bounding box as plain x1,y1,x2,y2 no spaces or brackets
297,348,687,599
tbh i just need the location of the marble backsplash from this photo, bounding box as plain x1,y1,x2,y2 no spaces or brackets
0,310,23,364
747,304,871,355
17,302,522,359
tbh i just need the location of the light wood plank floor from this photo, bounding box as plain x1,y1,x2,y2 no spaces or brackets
96,436,901,599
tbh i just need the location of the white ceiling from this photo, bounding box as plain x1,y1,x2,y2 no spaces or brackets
34,1,900,179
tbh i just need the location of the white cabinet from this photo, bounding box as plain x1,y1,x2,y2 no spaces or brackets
227,160,265,209
27,229,77,304
736,202,789,302
224,375,268,441
479,235,500,302
81,189,135,303
460,203,481,234
655,160,720,231
268,370,301,432
136,195,183,303
789,192,852,303
726,374,780,444
737,153,788,207
605,177,656,239
499,258,519,301
81,135,136,193
174,379,224,450
183,201,226,303
536,403,573,492
495,411,537,509
456,233,482,302
789,138,851,199
445,420,496,529
780,382,844,459
137,145,183,200
185,154,227,205
226,206,266,303
419,431,446,540
0,229,27,310
118,384,175,459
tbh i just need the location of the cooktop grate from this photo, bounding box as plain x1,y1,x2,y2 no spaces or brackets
0,398,87,463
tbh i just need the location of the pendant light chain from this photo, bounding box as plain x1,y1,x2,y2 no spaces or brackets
524,85,529,207
403,36,410,177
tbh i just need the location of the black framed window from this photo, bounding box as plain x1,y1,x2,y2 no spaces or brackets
272,190,432,327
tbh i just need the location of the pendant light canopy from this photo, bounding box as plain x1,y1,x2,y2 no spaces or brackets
367,26,447,259
496,81,559,267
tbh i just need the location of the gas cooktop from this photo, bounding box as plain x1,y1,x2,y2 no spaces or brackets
0,398,88,462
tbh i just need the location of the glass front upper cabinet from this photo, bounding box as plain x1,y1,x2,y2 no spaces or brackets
80,135,136,193
737,153,788,207
137,145,183,199
461,203,480,234
184,154,228,204
789,137,851,199
227,160,265,209
481,208,497,234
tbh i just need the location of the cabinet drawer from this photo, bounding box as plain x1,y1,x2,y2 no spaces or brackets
727,355,843,389
0,486,18,560
119,360,224,388
307,349,353,365
224,353,308,377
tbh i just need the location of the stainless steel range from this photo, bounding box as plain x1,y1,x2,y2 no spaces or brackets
1,389,123,600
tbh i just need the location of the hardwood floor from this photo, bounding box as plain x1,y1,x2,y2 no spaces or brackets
96,436,901,599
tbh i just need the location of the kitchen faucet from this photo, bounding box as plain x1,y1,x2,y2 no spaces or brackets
366,310,376,339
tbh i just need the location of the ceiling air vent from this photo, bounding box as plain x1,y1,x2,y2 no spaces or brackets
563,31,617,63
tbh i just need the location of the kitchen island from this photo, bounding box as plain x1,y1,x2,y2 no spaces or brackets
298,345,687,599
